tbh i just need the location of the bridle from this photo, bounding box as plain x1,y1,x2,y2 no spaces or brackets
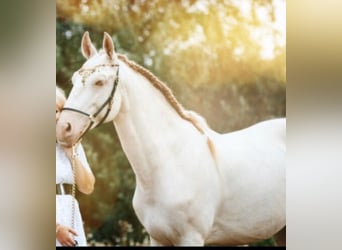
61,63,120,143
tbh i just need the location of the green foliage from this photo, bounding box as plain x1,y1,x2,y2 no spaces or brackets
57,0,286,87
56,1,286,246
250,237,276,247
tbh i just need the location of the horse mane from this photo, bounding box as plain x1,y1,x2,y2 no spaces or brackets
118,54,207,132
118,54,217,163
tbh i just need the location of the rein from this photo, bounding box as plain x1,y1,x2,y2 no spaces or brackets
61,63,120,143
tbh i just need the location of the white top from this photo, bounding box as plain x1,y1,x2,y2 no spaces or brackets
56,143,92,184
56,142,92,246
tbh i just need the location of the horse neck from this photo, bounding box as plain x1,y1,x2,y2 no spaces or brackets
113,60,187,188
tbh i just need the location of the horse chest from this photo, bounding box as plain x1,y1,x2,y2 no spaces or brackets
132,183,217,242
132,192,187,239
133,186,195,221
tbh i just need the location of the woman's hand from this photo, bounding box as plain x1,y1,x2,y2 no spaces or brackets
56,224,78,246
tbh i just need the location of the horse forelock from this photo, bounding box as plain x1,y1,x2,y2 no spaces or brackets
75,51,119,86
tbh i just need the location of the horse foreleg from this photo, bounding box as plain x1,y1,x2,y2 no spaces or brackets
150,232,205,246
149,237,163,246
175,231,205,246
149,236,173,246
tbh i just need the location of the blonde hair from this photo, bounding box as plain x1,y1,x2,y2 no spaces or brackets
56,86,66,111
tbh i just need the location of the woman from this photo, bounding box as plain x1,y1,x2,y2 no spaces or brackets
56,86,95,247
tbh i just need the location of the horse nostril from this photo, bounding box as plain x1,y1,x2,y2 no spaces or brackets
65,122,72,132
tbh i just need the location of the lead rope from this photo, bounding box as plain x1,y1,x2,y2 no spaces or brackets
71,145,78,246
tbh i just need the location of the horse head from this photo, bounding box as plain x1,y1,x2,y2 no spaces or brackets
56,32,122,147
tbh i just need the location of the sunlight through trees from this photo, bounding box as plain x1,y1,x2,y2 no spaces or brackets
56,0,286,246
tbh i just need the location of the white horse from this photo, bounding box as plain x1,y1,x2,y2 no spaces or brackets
56,32,286,246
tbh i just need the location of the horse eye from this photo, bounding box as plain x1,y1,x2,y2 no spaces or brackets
94,80,104,86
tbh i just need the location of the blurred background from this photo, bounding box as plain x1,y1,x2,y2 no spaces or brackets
56,0,286,246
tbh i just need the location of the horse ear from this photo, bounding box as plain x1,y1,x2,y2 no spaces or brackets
103,32,115,60
81,31,97,59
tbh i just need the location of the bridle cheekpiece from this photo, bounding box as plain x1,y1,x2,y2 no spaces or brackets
61,63,120,143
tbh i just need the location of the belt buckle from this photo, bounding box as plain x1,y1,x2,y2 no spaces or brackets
56,184,65,195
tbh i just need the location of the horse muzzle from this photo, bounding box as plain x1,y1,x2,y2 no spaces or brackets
56,118,84,147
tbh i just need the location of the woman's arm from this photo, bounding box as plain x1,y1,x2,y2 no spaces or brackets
64,145,95,195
